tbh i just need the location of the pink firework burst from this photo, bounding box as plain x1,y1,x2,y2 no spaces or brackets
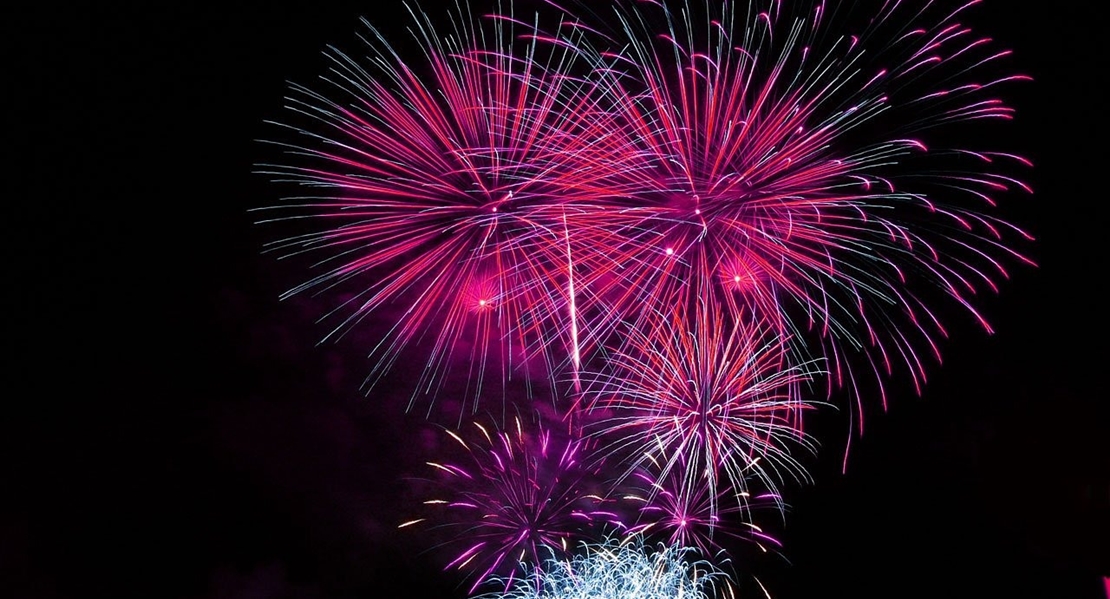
402,416,624,592
540,0,1034,435
256,5,621,415
582,294,823,520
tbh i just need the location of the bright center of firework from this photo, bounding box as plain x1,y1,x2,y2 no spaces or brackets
722,258,764,294
665,247,674,256
478,299,487,307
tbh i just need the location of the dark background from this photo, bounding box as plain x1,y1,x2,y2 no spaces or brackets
9,1,1107,597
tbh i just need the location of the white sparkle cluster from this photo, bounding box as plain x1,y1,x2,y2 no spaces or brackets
482,538,732,599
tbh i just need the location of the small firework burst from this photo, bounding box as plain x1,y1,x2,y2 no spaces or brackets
582,295,824,518
402,416,624,592
620,453,785,559
480,536,733,599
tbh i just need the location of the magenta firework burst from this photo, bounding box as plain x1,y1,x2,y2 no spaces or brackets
402,417,622,592
256,5,622,414
539,0,1034,428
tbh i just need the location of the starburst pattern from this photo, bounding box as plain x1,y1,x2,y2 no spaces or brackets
481,536,734,599
402,417,621,592
256,6,620,415
582,295,823,518
620,453,785,558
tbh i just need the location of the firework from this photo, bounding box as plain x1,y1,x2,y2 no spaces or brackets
540,0,1033,431
255,3,625,415
581,295,823,518
480,536,734,599
401,416,624,592
620,453,784,558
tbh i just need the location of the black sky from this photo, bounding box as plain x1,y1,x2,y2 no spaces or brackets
9,1,1108,598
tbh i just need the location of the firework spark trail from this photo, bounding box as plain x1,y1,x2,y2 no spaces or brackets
619,452,785,559
255,4,629,416
535,0,1033,438
581,294,824,520
562,211,582,395
402,416,624,592
481,536,736,599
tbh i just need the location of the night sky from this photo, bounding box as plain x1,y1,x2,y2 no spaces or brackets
10,1,1108,598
